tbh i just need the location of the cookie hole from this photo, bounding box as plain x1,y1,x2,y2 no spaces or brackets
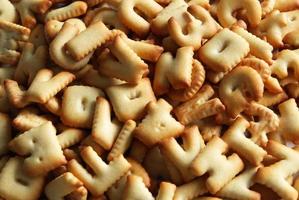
16,178,29,186
253,115,260,122
158,122,166,128
176,137,183,145
106,24,116,30
244,131,252,138
290,16,297,21
218,41,229,53
244,91,252,99
38,157,43,162
81,98,88,110
231,85,238,92
128,91,142,100
32,139,37,144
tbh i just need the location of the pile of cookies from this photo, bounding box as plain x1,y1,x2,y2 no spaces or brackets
1,0,299,199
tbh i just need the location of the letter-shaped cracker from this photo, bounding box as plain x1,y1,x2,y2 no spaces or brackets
217,166,261,200
45,1,88,22
217,0,261,27
45,172,83,200
91,97,121,150
191,136,244,194
88,7,128,33
151,0,188,36
160,126,205,181
123,175,155,200
271,49,299,80
284,30,299,47
0,113,11,156
219,66,264,117
244,102,279,146
14,42,48,85
173,177,208,200
61,85,104,128
0,20,30,64
134,98,185,146
169,5,220,50
118,0,163,36
77,64,124,89
12,107,50,131
232,26,273,64
153,46,194,95
198,28,250,72
0,157,45,200
9,122,66,176
66,21,117,61
57,128,86,149
68,146,131,196
168,59,206,102
45,18,86,41
276,98,299,142
14,0,52,28
28,24,46,47
106,78,156,122
80,135,105,157
156,182,176,200
255,10,299,47
256,141,299,200
174,84,225,125
4,68,75,108
98,36,148,84
222,117,267,165
119,33,164,62
239,57,282,93
50,22,93,71
0,0,17,22
107,120,136,161
258,90,288,107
